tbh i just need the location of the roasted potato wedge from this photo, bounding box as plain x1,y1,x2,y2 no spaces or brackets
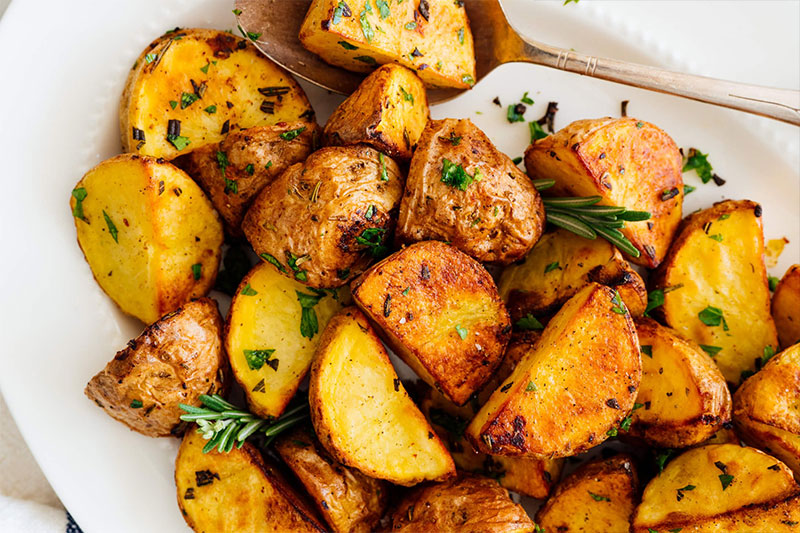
225,262,347,418
466,283,641,458
351,240,511,405
121,28,314,159
70,154,223,324
525,117,683,267
309,307,455,485
275,426,388,533
499,228,647,322
388,473,536,532
242,145,404,288
176,122,319,236
175,427,325,532
734,343,800,478
650,199,779,384
630,317,732,448
396,118,545,264
85,298,226,437
323,64,428,161
299,0,476,89
633,444,800,532
773,264,800,348
536,454,639,533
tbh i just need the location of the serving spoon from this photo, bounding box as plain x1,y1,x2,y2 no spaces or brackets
235,0,800,125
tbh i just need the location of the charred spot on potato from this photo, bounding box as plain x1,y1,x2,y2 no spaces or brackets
195,469,220,486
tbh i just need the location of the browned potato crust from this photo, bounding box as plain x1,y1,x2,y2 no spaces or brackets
323,64,428,161
630,318,732,448
396,118,545,265
85,298,227,437
176,122,318,236
274,426,388,533
650,199,779,384
536,454,639,533
242,145,404,288
388,473,536,532
525,117,683,267
773,264,800,349
466,283,642,458
351,240,511,405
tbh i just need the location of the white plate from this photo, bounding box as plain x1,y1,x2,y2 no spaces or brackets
0,1,797,532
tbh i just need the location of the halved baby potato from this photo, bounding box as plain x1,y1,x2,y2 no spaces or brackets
121,28,314,159
351,240,511,406
309,307,455,486
525,117,683,267
225,262,347,418
772,264,800,349
71,154,223,324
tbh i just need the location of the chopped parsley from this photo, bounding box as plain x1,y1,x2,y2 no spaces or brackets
516,313,544,331
286,252,310,281
402,287,410,296
588,491,610,502
237,25,261,41
169,100,178,109
376,0,390,18
708,233,724,242
399,86,414,104
180,91,199,109
404,21,417,30
241,284,258,296
359,9,374,42
280,126,306,141
245,164,255,176
102,210,119,243
356,227,388,257
610,290,628,315
441,158,480,191
699,345,722,357
457,27,465,44
192,263,202,280
529,121,548,142
655,448,677,473
526,381,538,392
296,290,325,339
337,40,358,50
644,284,683,317
243,349,276,371
379,152,389,181
200,62,210,74
354,55,377,65
698,306,728,330
683,184,696,195
641,345,653,358
130,399,143,408
521,91,534,105
260,252,286,273
429,408,468,438
331,1,351,25
462,74,475,86
232,8,242,15
768,275,780,292
71,187,88,221
204,105,216,114
364,204,376,220
760,345,776,367
683,148,715,184
455,324,468,340
167,134,191,150
676,484,696,501
507,103,526,123
544,261,560,273
144,53,157,64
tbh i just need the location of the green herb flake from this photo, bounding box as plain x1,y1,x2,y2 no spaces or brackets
698,306,728,330
455,324,468,340
237,24,261,40
636,121,644,128
280,126,306,141
683,184,696,194
768,275,780,292
516,313,544,331
331,1,349,25
167,134,191,150
708,233,723,242
241,284,258,296
683,148,715,184
719,473,734,490
359,9,374,42
356,227,388,257
204,105,216,114
399,86,414,104
192,263,202,280
296,290,325,339
761,345,776,367
169,100,178,109
526,381,538,392
529,121,548,142
245,164,255,175
102,210,119,243
588,491,610,502
364,204,376,220
457,27,465,44
512,157,522,165
232,8,242,15
144,53,157,64
462,74,475,86
200,63,210,74
611,289,628,315
130,399,143,408
544,261,560,273
429,408,468,438
260,253,286,273
354,55,377,65
337,40,358,50
404,21,417,30
448,132,462,145
441,158,479,191
521,91,534,105
402,286,411,296
641,345,653,358
265,161,273,170
180,91,199,109
644,290,664,317
71,187,88,221
379,152,389,181
243,348,275,371
699,345,722,357
376,0,391,18
507,104,525,123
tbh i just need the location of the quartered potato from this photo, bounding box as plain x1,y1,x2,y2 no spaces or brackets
536,454,639,533
351,240,511,406
466,283,641,458
650,200,779,384
772,264,800,348
175,428,326,533
85,298,227,437
323,64,428,161
225,262,347,418
734,343,800,478
176,122,319,236
242,145,404,288
498,228,647,322
388,473,536,533
299,0,476,89
630,318,732,448
525,117,683,267
396,118,545,264
633,444,800,532
121,28,314,159
71,154,223,324
309,307,455,486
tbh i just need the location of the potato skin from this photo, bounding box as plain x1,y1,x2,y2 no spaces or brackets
536,454,639,533
85,298,227,437
351,240,511,405
396,118,545,265
525,117,683,267
323,64,428,162
772,264,800,349
242,145,404,288
176,122,319,236
388,473,536,533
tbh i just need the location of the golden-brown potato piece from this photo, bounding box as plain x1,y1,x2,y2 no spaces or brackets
499,228,647,322
299,0,476,89
351,240,511,405
388,473,536,532
466,283,642,458
121,28,314,159
773,264,800,349
536,454,639,533
630,318,732,448
525,117,683,268
396,118,545,264
242,145,404,288
225,262,348,418
734,343,800,478
175,427,325,532
632,444,800,532
85,298,226,437
650,200,779,384
309,307,455,486
274,426,388,533
176,122,319,236
70,154,223,324
323,64,428,161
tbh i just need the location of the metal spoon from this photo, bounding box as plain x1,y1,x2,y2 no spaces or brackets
235,0,800,125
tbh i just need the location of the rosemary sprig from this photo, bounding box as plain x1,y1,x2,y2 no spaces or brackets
532,179,650,258
179,394,308,454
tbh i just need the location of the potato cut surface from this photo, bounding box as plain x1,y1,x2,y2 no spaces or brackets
772,264,800,349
